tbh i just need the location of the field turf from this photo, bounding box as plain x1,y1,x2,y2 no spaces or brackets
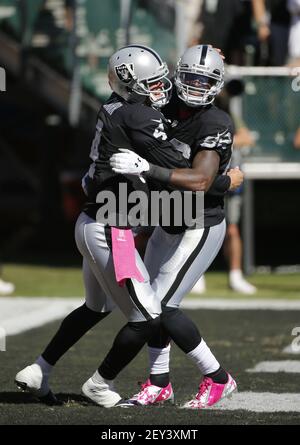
1,307,300,425
3,264,300,299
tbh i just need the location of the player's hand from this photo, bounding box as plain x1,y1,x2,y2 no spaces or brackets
110,149,150,177
227,167,244,191
294,128,300,149
257,24,271,42
209,45,225,60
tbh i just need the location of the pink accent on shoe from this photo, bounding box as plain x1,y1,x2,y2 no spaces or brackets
182,373,237,409
111,227,144,287
129,379,174,406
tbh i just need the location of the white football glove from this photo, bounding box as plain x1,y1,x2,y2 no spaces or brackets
110,149,150,177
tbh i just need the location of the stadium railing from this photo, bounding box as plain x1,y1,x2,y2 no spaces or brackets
226,66,300,273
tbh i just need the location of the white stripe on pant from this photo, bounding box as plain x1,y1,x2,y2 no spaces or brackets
75,212,161,322
77,211,226,317
144,220,226,308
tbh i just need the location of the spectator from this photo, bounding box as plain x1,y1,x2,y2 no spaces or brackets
221,81,257,294
294,126,300,149
193,127,257,294
227,0,258,65
224,125,257,294
252,0,271,43
186,0,204,46
287,0,300,65
198,0,257,65
192,80,257,294
252,0,291,65
199,0,242,53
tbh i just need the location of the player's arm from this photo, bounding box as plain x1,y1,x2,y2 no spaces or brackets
146,151,243,192
110,148,243,192
109,148,216,191
114,107,243,191
209,167,244,195
167,150,220,192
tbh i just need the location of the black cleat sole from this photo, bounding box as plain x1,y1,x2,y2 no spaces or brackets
15,380,62,406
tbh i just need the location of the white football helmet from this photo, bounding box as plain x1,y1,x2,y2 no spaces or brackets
175,45,225,107
108,45,172,107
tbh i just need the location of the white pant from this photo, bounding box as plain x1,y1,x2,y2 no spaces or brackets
78,211,226,317
75,212,161,322
144,220,226,308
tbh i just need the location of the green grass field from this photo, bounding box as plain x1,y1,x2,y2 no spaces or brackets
2,263,300,299
1,309,300,425
1,264,300,425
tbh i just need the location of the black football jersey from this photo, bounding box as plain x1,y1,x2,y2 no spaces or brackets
163,90,233,228
83,93,190,223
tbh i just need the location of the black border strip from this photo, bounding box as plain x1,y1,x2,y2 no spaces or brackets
104,225,112,250
126,279,152,321
162,227,210,306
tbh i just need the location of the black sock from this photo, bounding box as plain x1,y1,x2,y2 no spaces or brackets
205,367,228,384
42,304,109,365
160,307,202,353
99,318,160,380
150,373,170,388
148,324,170,348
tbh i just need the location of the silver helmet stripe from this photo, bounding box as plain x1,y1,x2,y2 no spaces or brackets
200,45,208,66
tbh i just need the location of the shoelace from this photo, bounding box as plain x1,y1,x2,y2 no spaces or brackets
195,378,211,401
132,381,149,399
139,381,149,391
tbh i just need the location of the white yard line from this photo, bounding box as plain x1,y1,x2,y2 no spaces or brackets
0,297,82,336
214,392,300,412
247,361,300,373
182,299,300,310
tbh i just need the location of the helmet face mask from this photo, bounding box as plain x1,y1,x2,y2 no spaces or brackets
132,64,172,107
108,46,172,107
175,46,225,107
147,75,172,107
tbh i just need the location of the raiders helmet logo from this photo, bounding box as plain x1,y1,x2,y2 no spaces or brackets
115,64,134,83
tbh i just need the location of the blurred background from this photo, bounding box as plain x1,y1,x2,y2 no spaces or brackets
0,0,300,298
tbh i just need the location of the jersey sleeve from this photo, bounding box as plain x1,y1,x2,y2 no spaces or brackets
124,104,190,169
194,117,234,159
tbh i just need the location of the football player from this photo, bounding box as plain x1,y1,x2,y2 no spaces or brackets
15,45,242,409
108,45,239,409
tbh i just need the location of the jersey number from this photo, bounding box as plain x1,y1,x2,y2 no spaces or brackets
90,119,104,161
153,121,168,141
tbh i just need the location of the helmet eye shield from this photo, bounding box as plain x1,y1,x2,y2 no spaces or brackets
179,72,218,91
175,70,224,106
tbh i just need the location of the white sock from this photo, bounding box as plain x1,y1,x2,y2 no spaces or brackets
187,339,220,375
35,355,53,377
229,269,243,282
148,344,171,375
92,370,112,384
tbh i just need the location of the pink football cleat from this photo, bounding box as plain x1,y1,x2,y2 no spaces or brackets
119,379,174,407
181,373,237,409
